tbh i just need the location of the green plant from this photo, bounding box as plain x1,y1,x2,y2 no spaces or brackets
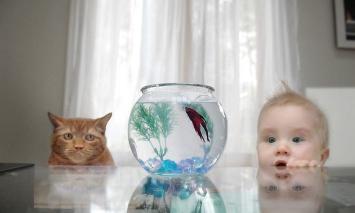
130,103,174,160
154,103,174,153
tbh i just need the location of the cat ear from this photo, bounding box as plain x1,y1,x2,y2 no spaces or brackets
48,112,65,128
95,112,112,133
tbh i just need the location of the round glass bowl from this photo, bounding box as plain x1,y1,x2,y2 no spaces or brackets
128,83,227,176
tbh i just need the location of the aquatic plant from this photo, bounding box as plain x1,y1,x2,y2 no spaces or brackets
154,103,174,154
130,103,174,160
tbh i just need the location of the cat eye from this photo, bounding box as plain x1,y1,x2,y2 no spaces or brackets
85,134,95,141
63,133,73,140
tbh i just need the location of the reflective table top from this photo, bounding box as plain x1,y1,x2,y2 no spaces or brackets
1,165,355,212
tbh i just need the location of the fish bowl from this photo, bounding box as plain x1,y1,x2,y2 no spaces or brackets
128,83,227,176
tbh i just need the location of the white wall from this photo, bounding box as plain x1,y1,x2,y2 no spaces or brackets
298,0,355,167
307,88,355,167
0,0,69,165
298,0,355,90
0,0,355,166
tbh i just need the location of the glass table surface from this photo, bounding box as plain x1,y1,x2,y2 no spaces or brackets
0,165,354,212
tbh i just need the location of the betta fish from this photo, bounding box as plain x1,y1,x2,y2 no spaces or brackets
185,107,210,142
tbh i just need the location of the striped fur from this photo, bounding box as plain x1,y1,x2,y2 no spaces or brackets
48,112,115,166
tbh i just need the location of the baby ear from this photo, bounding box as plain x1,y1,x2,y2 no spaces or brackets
95,112,112,133
48,112,65,128
321,148,330,164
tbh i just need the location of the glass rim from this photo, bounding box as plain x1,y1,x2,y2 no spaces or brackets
141,83,215,93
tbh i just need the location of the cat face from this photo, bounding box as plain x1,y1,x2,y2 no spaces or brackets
48,113,112,165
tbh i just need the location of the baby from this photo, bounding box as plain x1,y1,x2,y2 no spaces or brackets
257,84,329,167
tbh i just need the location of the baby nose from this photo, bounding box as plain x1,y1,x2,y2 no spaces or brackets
275,144,290,156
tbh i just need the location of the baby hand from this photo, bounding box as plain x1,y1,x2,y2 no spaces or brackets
287,159,320,168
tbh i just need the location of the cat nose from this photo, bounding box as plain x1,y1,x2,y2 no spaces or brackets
74,144,84,150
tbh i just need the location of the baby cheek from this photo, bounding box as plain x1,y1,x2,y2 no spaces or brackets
257,144,273,162
294,144,322,160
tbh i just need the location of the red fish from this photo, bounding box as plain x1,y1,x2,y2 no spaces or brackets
185,107,210,142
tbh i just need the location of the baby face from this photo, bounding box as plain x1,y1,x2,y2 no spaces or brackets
257,105,326,167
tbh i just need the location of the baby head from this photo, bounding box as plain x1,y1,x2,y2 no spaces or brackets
257,84,329,167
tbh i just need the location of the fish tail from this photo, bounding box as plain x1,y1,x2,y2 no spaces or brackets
193,122,205,142
201,122,210,142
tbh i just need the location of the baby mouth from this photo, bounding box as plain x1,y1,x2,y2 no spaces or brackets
274,160,287,167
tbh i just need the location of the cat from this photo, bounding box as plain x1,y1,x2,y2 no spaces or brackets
48,112,115,166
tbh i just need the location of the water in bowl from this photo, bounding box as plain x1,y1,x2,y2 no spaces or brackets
128,101,227,176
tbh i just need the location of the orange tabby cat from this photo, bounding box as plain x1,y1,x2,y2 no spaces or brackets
48,112,115,166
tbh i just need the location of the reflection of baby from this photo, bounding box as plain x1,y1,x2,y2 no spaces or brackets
257,166,325,213
257,83,329,167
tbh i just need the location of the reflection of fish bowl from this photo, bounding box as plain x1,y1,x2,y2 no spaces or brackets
127,175,226,212
128,83,227,175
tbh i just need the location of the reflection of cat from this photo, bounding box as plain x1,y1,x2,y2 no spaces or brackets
48,113,115,166
35,166,112,209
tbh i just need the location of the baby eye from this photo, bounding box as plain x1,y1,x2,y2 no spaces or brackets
63,133,73,140
292,137,304,143
292,184,305,192
85,134,95,141
267,137,276,143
